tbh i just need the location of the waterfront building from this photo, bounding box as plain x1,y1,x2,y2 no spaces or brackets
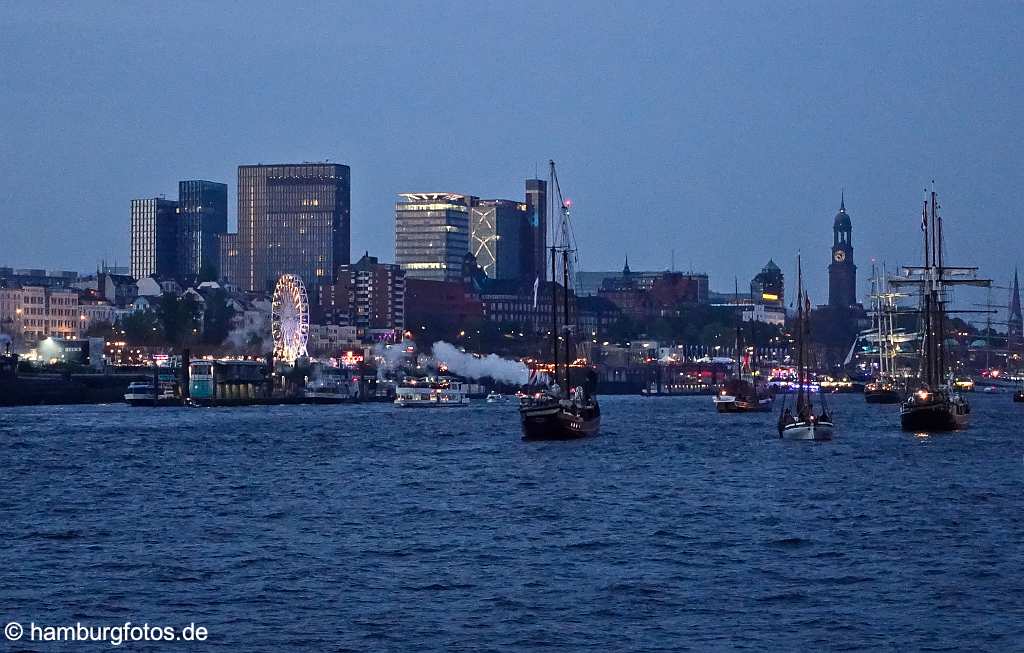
404,278,483,331
130,197,179,280
470,199,528,281
177,180,228,281
0,285,81,344
478,278,576,336
395,193,475,282
223,163,351,293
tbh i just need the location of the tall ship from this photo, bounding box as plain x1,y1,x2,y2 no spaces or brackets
864,263,903,403
777,254,834,440
519,161,601,440
891,190,990,431
714,284,773,413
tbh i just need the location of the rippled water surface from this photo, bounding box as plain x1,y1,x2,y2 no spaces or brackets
2,394,1023,651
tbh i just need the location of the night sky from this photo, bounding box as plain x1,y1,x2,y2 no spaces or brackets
2,1,1021,305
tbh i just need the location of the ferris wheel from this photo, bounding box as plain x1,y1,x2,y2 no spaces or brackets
271,274,309,364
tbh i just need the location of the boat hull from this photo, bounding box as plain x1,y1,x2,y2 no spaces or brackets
520,403,600,440
780,420,833,441
714,396,773,413
900,403,967,431
864,389,901,404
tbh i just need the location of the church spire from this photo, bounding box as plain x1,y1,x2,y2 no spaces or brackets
840,189,845,212
623,254,631,275
1011,267,1022,321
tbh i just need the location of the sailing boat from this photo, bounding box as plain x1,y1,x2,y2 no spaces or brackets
715,280,773,412
892,190,990,431
777,254,834,440
864,263,902,403
519,161,601,440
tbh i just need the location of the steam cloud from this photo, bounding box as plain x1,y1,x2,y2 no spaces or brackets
430,341,535,386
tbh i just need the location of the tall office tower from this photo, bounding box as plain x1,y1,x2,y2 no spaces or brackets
233,163,351,293
130,197,179,279
470,199,528,280
524,179,547,282
177,180,228,281
395,193,476,282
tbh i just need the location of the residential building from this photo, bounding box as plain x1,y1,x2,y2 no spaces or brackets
315,252,406,334
131,197,179,279
395,193,475,282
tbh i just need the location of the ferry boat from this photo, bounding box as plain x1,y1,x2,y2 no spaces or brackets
124,381,156,406
485,391,504,403
124,381,181,407
305,366,358,404
394,379,470,407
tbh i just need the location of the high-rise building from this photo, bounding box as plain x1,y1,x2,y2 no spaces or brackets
524,179,547,282
828,194,857,308
227,163,351,293
130,197,179,279
395,193,475,282
470,199,528,280
177,180,228,281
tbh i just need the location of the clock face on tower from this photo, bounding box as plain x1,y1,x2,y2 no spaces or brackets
834,250,846,263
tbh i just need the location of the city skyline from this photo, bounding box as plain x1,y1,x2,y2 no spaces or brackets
2,2,1022,303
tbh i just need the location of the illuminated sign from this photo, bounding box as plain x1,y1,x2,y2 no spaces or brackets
340,351,364,367
762,293,779,301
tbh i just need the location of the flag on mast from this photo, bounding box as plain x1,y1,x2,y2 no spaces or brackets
533,276,540,308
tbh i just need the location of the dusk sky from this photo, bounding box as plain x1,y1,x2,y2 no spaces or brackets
2,1,1021,304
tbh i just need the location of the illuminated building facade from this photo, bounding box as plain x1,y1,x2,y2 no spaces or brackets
130,198,179,279
177,180,228,281
227,163,351,293
470,199,527,280
395,193,475,282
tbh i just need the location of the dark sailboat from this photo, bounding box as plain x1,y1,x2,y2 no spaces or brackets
519,161,601,440
777,254,834,440
892,190,990,431
714,281,773,413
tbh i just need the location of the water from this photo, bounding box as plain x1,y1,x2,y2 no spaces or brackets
2,394,1022,651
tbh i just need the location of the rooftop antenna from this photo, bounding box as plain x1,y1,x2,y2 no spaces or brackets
671,248,676,272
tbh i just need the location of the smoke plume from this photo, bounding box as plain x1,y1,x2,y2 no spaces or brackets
430,341,534,385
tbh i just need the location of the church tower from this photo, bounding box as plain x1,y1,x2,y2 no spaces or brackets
828,193,857,307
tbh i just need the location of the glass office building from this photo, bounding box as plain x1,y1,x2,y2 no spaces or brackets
130,197,179,279
470,199,527,280
231,163,351,293
177,180,228,281
395,193,475,282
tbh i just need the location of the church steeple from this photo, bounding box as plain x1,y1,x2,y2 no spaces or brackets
828,193,857,308
623,255,631,276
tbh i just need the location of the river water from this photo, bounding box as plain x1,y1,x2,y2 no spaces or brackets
2,394,1022,651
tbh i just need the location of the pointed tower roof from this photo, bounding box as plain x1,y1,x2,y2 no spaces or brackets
623,255,631,275
834,192,851,229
